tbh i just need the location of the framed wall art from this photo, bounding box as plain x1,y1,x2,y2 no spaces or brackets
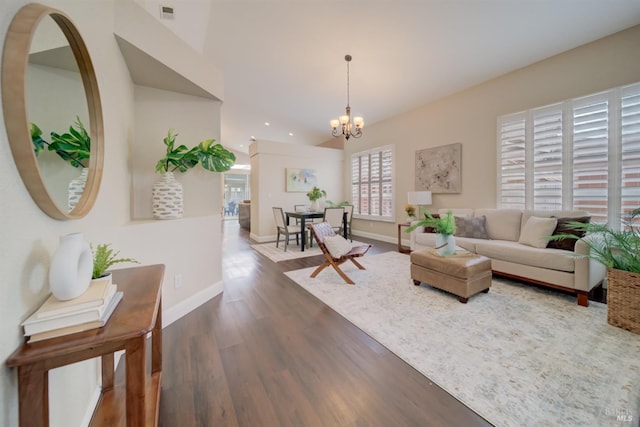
285,168,317,192
415,143,461,193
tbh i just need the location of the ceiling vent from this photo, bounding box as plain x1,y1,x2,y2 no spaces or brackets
160,5,174,19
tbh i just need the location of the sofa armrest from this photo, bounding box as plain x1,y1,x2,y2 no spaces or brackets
574,236,606,292
409,221,425,251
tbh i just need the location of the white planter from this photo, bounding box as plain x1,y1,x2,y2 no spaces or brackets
68,167,88,212
435,233,456,256
310,200,319,212
49,233,93,300
152,172,183,219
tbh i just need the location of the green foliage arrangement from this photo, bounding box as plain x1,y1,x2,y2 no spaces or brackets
155,129,198,173
30,122,47,155
306,186,326,202
405,210,456,235
30,116,90,168
325,200,350,207
155,129,236,174
91,243,139,280
550,208,640,273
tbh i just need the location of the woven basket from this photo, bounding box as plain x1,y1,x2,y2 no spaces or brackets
607,268,640,334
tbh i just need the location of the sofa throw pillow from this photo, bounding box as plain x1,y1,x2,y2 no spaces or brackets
454,216,489,239
323,235,353,258
422,213,440,233
518,216,558,249
547,216,591,251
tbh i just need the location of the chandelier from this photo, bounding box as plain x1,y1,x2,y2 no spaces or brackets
330,54,364,140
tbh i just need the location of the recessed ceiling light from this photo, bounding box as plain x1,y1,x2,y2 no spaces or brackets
289,132,294,136
264,122,270,126
250,136,256,141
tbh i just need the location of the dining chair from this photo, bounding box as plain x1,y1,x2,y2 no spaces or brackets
323,206,345,234
339,204,354,241
272,207,300,252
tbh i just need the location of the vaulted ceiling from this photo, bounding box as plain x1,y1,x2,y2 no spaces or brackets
145,0,640,154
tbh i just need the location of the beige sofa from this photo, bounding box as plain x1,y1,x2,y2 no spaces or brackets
409,208,606,306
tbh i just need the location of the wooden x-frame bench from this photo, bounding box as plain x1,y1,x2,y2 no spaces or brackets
309,222,371,284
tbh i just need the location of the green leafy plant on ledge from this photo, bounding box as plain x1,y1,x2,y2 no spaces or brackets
405,210,456,235
550,208,640,273
30,116,90,168
92,243,139,280
155,129,236,174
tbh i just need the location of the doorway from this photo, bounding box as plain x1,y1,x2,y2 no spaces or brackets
223,173,250,219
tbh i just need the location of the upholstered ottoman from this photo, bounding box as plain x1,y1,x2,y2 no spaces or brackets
410,248,492,303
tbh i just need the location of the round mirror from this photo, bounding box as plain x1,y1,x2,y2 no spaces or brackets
2,3,103,220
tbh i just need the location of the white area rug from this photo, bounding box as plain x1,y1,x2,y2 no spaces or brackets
252,240,366,263
252,242,323,262
285,251,640,427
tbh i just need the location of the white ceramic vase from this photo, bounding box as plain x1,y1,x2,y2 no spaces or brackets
49,233,93,300
152,172,183,219
68,167,88,212
435,233,456,256
310,200,319,212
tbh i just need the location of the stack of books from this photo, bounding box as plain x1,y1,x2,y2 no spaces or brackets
22,276,123,343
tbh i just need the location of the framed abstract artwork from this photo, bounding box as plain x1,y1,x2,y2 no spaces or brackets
415,143,461,193
286,168,317,192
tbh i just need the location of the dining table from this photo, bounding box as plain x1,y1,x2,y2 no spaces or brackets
285,210,348,251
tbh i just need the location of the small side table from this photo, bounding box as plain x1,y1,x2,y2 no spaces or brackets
397,223,412,254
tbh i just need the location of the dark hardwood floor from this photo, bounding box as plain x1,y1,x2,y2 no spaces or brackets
157,221,492,427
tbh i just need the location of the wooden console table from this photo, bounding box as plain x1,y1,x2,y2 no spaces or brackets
6,264,165,427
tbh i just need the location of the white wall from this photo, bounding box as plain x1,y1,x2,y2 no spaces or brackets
0,1,224,426
249,140,344,241
340,24,640,244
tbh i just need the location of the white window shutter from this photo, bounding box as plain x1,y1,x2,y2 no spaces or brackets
621,83,640,220
533,105,563,211
572,93,609,223
498,114,526,209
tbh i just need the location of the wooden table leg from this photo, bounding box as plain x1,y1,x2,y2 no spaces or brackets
300,217,307,251
101,353,114,391
18,364,48,427
152,299,162,374
125,336,147,427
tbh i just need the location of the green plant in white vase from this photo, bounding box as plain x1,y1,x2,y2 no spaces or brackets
153,129,236,219
406,210,457,256
306,186,326,211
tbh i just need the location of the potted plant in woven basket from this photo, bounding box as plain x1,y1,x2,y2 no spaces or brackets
550,208,640,334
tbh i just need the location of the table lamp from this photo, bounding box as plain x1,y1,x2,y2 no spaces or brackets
407,191,432,217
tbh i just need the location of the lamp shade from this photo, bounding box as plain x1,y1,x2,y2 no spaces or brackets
407,191,432,205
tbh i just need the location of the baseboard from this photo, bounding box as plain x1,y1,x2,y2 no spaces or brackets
352,229,396,245
250,233,278,243
163,280,224,327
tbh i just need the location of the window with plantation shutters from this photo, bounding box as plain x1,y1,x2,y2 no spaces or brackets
351,145,394,220
621,83,640,220
497,81,640,229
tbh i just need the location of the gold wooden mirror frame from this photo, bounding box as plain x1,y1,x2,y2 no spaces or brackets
2,3,104,220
